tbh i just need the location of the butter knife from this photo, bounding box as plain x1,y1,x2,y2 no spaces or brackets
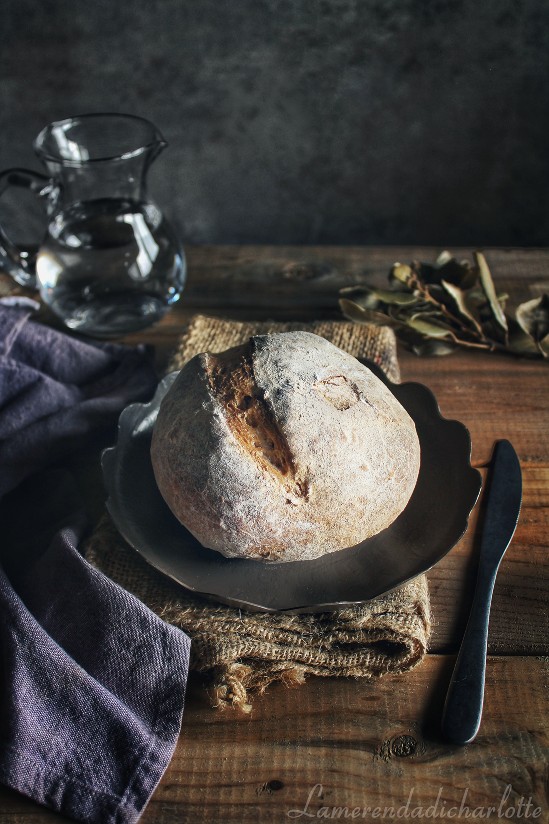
441,439,522,745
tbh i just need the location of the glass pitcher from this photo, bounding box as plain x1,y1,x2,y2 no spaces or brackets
0,113,185,337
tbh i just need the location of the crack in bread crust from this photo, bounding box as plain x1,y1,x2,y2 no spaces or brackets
205,341,308,502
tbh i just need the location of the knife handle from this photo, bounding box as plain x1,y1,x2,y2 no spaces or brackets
441,564,497,745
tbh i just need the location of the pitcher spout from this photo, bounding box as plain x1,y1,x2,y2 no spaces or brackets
31,113,168,204
33,113,167,166
145,134,168,167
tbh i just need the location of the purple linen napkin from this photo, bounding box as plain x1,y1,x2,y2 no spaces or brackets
0,300,192,823
0,297,158,498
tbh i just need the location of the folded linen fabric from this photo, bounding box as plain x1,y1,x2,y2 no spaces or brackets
87,314,431,713
0,297,157,497
0,299,191,824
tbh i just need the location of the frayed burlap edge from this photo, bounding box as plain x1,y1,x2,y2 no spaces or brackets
86,315,431,711
166,314,401,384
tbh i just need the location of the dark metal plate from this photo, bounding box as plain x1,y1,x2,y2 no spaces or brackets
102,365,481,613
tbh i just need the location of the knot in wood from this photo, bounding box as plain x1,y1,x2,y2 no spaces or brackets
390,734,418,758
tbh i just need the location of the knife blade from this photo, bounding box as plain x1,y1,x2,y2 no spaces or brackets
441,439,522,745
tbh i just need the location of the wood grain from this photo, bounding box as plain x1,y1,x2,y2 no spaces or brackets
179,245,549,315
2,657,546,823
428,465,549,654
1,247,547,823
158,656,549,823
396,351,549,468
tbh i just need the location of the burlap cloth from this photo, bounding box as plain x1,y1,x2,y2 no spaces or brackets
85,314,431,711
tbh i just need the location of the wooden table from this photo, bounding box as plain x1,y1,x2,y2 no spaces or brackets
2,247,548,822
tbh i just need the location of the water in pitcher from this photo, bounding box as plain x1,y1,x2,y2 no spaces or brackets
36,198,184,337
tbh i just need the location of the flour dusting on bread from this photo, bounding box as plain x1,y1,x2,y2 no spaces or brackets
151,331,420,562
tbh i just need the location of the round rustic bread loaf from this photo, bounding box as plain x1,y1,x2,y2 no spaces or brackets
151,331,420,562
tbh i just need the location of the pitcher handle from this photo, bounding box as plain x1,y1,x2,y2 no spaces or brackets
0,168,50,288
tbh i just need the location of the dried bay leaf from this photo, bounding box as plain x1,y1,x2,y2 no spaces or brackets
435,253,476,288
412,339,457,357
415,261,437,284
390,263,413,286
340,285,417,308
435,251,453,268
406,315,457,339
338,250,546,360
506,318,543,357
516,294,549,358
516,294,549,340
475,251,508,333
339,286,379,309
338,298,395,327
368,288,418,306
441,279,483,335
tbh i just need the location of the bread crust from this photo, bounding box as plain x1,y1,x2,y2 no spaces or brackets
151,331,420,562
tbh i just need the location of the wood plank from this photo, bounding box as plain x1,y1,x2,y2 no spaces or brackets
428,465,549,654
397,349,549,468
180,245,549,313
4,244,548,322
117,246,549,345
147,655,549,824
0,248,547,823
0,656,546,823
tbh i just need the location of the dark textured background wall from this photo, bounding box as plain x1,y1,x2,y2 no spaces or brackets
1,0,548,246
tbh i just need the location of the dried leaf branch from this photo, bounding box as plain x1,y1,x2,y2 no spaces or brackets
339,251,548,359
